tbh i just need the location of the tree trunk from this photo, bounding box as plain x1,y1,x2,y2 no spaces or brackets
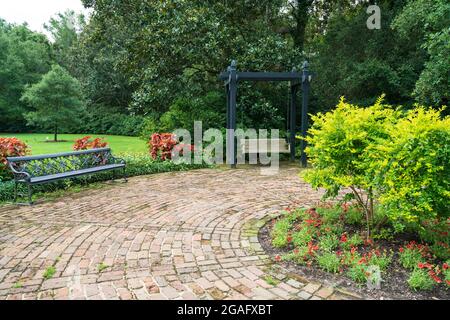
290,0,314,52
54,124,58,142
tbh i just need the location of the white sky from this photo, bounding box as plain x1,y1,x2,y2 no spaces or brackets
0,0,90,34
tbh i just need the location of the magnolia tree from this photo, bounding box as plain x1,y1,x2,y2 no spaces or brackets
21,65,85,142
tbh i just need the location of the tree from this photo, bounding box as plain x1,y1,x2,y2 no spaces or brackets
44,10,86,71
308,0,420,111
392,0,450,107
79,0,300,117
21,65,85,141
0,20,52,132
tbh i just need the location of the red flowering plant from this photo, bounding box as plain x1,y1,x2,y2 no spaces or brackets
172,143,195,157
0,137,30,179
420,218,450,260
398,241,432,270
443,262,450,286
149,133,178,161
72,136,109,166
73,136,108,151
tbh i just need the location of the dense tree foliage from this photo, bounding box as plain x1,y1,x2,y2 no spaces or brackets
0,0,448,135
0,20,52,131
44,10,86,71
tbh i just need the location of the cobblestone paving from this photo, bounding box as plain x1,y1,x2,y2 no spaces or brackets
0,167,361,300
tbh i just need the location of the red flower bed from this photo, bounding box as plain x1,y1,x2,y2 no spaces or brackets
73,136,108,151
0,137,30,167
149,133,194,161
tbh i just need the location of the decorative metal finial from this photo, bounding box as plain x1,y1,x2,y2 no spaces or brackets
231,60,237,69
302,61,309,70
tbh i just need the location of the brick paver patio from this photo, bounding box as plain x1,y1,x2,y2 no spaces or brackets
0,167,360,300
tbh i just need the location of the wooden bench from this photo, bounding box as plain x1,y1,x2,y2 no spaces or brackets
240,139,290,154
7,148,127,205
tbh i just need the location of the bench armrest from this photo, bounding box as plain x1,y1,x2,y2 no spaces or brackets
7,161,31,182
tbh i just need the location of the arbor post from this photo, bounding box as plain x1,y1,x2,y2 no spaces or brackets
227,60,238,168
300,61,311,168
289,70,298,162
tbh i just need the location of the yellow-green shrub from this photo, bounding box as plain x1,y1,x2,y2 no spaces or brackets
367,107,450,231
303,96,400,236
304,97,449,234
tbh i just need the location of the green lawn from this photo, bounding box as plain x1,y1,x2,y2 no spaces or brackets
1,133,148,155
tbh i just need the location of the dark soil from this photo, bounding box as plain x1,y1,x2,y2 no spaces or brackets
259,219,450,300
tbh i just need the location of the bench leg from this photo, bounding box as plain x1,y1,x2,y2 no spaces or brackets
123,167,128,183
13,181,18,203
28,184,33,205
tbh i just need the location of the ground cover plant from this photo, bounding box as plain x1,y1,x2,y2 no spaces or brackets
267,204,449,297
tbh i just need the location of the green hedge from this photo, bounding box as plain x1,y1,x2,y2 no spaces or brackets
0,154,211,203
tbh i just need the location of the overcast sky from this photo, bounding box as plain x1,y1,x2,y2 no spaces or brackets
0,0,90,34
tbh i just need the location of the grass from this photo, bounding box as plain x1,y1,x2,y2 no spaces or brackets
0,133,147,155
263,275,280,286
97,262,109,273
43,266,56,280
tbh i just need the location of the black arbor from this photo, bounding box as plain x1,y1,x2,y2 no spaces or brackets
219,60,312,168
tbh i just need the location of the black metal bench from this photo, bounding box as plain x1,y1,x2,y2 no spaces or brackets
7,148,127,205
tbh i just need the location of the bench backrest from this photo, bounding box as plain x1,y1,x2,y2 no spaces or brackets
240,139,290,154
7,148,114,177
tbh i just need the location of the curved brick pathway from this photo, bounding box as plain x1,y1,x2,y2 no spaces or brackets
0,167,359,300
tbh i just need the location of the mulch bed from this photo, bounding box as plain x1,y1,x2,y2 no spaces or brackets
259,219,450,300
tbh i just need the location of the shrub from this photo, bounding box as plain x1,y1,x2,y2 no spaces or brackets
318,234,340,252
368,107,450,231
79,109,145,137
305,98,449,235
347,264,369,284
398,241,429,270
344,206,365,225
282,246,311,265
73,136,108,151
304,96,400,237
407,268,435,291
443,262,450,286
292,227,314,248
149,133,178,161
0,137,30,180
139,92,224,139
140,116,159,140
341,234,364,250
271,218,292,248
317,252,341,273
366,249,393,271
316,205,342,224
